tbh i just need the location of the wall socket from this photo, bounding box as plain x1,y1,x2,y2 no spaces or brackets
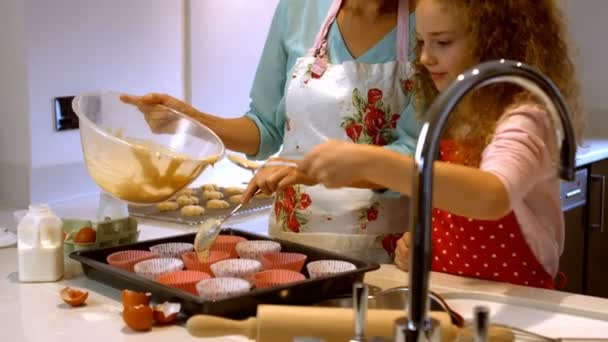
54,96,78,131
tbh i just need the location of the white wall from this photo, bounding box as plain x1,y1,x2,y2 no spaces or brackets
189,0,280,118
0,0,32,206
25,0,185,168
0,0,186,206
563,0,608,135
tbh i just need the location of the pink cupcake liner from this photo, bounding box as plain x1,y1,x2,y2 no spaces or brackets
106,250,158,272
210,258,262,281
235,240,281,261
157,270,212,295
196,277,251,301
210,235,247,258
306,260,357,279
134,257,184,280
182,250,230,274
260,252,307,272
252,269,306,289
149,242,194,258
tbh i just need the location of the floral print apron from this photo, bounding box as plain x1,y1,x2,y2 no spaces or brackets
269,0,414,263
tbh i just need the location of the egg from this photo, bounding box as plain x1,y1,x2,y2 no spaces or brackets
60,287,88,307
121,289,151,308
74,226,96,243
123,304,154,331
153,302,181,324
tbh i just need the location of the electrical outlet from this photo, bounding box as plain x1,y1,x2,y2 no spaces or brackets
54,96,78,131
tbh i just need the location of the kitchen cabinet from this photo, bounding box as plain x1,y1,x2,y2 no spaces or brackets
558,158,608,298
586,159,608,298
559,168,588,294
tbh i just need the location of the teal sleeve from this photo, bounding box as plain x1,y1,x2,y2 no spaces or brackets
244,0,289,160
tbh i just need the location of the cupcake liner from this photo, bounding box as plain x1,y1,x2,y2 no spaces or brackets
210,258,262,281
134,257,184,280
106,250,158,272
235,240,281,261
157,270,211,295
306,260,357,279
149,242,194,258
260,252,307,272
252,269,306,289
210,235,247,258
181,250,230,273
196,277,251,301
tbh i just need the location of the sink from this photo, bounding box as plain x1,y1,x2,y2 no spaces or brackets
441,292,608,339
316,286,608,340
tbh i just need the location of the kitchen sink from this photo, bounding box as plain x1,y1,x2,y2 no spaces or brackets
316,287,608,340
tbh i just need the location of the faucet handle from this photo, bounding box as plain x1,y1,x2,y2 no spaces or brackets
350,282,369,342
473,306,490,342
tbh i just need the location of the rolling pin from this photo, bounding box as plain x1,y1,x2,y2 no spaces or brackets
186,305,514,342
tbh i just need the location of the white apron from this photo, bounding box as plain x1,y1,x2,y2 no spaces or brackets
269,0,414,263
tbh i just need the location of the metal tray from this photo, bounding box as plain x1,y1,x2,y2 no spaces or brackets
128,187,273,225
70,228,380,319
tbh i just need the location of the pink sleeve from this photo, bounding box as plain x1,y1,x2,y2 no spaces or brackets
480,105,558,203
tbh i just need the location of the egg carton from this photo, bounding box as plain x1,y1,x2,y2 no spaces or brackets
62,216,139,254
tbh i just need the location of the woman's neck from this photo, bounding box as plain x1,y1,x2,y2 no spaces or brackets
342,0,398,17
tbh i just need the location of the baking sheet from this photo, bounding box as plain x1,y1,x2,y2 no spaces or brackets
128,186,274,225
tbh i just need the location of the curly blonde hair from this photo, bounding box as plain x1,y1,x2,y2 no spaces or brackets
413,0,584,166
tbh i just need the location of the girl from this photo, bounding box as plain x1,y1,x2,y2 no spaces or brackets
295,0,584,289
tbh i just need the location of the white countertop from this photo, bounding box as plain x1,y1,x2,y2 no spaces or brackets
576,137,608,167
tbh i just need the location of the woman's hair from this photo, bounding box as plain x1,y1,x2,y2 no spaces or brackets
413,0,584,166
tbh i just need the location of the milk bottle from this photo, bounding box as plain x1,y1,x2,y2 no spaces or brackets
17,204,63,282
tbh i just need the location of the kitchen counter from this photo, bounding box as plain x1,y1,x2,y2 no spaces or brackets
576,137,608,167
3,209,608,341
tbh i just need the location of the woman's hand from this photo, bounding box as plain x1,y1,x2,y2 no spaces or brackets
120,93,198,134
241,158,317,203
394,232,410,271
298,140,373,188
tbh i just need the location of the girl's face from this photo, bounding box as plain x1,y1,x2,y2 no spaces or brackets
415,0,476,92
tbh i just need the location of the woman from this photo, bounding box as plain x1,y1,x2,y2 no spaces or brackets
123,0,419,262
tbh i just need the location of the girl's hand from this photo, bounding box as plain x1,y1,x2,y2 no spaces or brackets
298,140,372,188
120,93,198,134
242,158,316,203
394,232,411,271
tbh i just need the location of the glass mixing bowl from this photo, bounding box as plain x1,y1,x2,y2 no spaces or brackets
72,91,225,205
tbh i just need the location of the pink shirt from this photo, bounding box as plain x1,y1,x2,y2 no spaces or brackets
480,105,563,277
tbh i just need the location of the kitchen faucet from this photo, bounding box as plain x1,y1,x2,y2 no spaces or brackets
397,59,577,341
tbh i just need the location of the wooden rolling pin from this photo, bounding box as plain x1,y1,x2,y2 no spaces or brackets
186,305,514,342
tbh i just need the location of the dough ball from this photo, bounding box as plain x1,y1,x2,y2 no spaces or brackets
177,188,195,196
201,184,218,192
224,187,245,196
177,195,199,206
156,201,179,212
206,199,230,209
202,190,224,201
180,205,205,216
228,194,243,204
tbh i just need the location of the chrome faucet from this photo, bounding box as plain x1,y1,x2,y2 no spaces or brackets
397,59,577,341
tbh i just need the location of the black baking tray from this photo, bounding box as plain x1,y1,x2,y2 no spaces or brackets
70,228,380,319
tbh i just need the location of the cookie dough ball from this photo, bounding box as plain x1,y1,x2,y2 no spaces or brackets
180,204,205,216
177,195,199,206
228,195,243,204
201,184,218,192
156,201,179,212
202,190,224,201
177,188,195,196
224,187,245,196
206,199,230,209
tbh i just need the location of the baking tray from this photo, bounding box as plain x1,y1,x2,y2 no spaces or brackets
127,187,274,225
69,228,380,319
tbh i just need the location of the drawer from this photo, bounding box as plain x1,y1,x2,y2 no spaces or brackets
560,168,587,211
